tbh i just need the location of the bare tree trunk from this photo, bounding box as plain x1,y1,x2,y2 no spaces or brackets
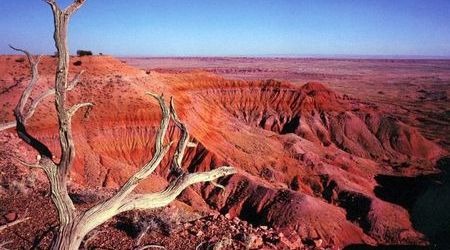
9,1,236,250
38,159,77,250
45,3,83,248
52,221,83,250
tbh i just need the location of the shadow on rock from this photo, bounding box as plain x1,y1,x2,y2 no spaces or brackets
373,156,450,250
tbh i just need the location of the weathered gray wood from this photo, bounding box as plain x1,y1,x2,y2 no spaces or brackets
0,71,84,132
7,1,235,250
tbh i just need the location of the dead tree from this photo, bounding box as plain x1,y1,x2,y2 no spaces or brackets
7,0,235,249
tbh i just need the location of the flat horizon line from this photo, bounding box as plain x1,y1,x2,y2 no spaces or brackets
2,53,450,60
117,54,450,60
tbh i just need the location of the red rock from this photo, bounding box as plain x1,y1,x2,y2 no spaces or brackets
4,212,17,222
0,55,445,249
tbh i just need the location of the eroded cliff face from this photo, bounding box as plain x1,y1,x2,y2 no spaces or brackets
0,56,446,248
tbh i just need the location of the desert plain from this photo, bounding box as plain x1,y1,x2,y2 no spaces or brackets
0,55,449,249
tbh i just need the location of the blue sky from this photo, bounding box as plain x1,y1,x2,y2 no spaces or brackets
1,0,450,57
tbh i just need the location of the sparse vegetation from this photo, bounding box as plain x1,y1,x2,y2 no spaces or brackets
76,50,93,57
14,57,25,63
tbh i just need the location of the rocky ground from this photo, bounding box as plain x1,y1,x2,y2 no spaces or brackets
0,55,448,249
0,135,320,250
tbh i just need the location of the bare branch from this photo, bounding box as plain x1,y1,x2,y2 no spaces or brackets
45,0,86,179
11,1,90,248
67,70,84,90
0,88,53,132
0,217,30,232
44,0,58,9
8,46,53,159
8,1,237,248
119,166,236,212
0,121,15,131
93,94,171,208
195,242,206,250
8,45,39,68
118,93,171,185
81,167,235,238
210,181,226,191
67,102,94,118
64,0,86,16
135,245,166,250
9,45,40,115
28,88,54,115
0,70,84,132
169,97,189,176
15,106,53,159
78,94,236,238
46,0,71,20
145,92,171,153
136,224,151,246
14,156,42,169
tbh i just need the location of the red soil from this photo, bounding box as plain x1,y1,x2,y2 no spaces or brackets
0,55,447,249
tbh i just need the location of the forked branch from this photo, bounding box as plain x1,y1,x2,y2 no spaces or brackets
64,0,86,16
0,70,85,132
79,94,235,237
8,46,53,159
9,1,235,249
108,93,172,202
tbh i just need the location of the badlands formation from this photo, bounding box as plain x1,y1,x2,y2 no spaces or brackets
0,55,448,249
